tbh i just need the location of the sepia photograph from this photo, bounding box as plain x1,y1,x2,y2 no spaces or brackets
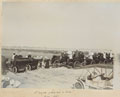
2,2,118,89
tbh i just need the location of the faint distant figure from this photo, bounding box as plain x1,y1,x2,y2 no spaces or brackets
74,50,79,58
12,53,16,61
18,52,23,58
67,51,73,60
44,57,50,68
41,60,45,68
110,51,114,64
89,51,93,60
110,52,113,58
39,56,43,67
67,50,73,64
103,52,106,59
27,52,32,58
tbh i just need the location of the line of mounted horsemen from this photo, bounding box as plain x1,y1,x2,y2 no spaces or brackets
6,50,114,73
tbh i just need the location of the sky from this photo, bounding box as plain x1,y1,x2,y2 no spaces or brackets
2,2,120,50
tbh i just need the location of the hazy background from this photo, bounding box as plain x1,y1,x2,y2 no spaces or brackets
2,3,120,50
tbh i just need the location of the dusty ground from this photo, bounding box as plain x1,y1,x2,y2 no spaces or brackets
2,67,113,88
1,48,113,89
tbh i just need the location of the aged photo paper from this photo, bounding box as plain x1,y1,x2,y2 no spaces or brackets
1,0,120,97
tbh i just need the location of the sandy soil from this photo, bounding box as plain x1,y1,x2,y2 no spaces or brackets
2,67,113,88
1,49,113,89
